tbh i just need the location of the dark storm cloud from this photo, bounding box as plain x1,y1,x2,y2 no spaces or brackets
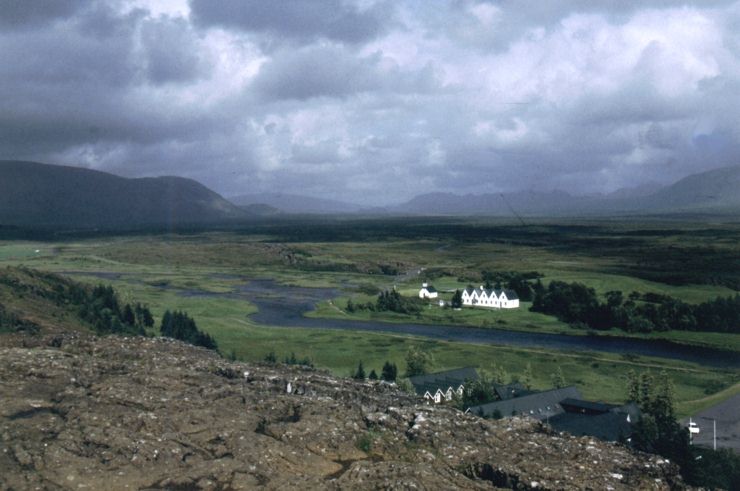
0,2,231,168
0,11,139,87
141,17,209,84
252,45,381,100
1,0,739,204
0,0,87,29
189,0,392,44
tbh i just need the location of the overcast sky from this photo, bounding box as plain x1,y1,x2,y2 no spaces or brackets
1,0,739,204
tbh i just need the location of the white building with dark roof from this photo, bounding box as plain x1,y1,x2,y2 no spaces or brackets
409,367,478,403
418,282,438,299
461,286,519,309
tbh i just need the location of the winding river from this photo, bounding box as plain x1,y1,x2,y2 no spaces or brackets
189,279,740,369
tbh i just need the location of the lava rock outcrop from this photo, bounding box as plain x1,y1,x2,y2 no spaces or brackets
0,333,685,490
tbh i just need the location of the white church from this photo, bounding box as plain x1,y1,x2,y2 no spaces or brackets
461,286,519,309
418,282,438,299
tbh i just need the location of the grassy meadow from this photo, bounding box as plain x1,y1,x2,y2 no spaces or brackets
1,217,738,417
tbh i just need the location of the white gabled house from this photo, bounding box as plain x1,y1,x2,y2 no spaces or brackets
408,367,479,404
461,286,519,309
418,282,438,299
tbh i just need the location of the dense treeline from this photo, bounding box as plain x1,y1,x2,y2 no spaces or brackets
376,289,422,314
346,289,423,315
531,280,740,333
479,271,543,301
71,284,153,336
160,310,217,350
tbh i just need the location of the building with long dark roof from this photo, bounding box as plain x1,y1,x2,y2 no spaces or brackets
409,367,479,403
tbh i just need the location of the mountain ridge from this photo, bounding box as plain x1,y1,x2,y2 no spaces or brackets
3,161,739,223
391,165,740,216
0,160,245,227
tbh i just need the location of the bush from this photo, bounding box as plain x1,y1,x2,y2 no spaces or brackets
405,346,433,377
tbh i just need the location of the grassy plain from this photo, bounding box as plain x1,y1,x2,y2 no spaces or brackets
1,218,738,417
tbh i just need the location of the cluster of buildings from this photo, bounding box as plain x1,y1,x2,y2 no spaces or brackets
461,286,520,309
409,367,640,443
407,367,477,403
418,283,520,309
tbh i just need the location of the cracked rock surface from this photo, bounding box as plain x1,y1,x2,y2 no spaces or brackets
0,333,687,490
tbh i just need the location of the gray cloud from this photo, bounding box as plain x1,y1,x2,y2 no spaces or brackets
0,0,87,29
189,0,393,45
0,0,739,205
141,17,209,84
252,45,381,100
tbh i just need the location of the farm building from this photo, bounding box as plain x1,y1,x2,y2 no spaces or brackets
409,367,478,403
461,286,519,309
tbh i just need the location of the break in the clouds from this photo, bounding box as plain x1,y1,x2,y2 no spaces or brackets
1,0,739,205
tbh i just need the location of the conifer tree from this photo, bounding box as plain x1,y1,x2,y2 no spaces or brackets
451,289,463,308
381,361,398,381
122,304,135,326
354,361,366,380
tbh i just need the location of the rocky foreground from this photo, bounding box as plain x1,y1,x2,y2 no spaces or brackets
0,334,685,490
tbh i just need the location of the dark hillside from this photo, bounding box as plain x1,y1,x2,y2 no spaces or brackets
0,160,245,228
640,165,740,212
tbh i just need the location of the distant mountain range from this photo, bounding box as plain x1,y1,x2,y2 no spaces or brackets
638,165,740,212
230,166,740,217
1,161,738,228
0,160,245,228
230,193,365,214
389,165,740,217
